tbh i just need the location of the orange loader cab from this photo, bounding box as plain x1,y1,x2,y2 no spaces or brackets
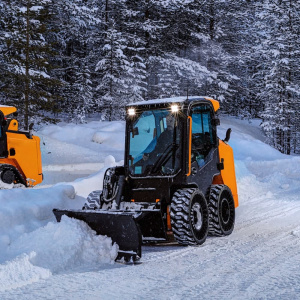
0,105,43,187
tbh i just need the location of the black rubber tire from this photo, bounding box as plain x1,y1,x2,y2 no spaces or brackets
1,169,15,184
208,184,235,236
0,164,26,186
82,190,102,210
170,188,209,245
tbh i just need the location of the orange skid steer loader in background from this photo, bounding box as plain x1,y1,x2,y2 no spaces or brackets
0,105,43,187
54,96,238,261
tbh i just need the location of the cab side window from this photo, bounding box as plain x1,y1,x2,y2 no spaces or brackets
191,105,215,167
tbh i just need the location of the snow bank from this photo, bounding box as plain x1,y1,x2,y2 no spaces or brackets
0,217,118,292
219,117,286,162
8,216,118,272
91,121,125,149
0,253,51,292
0,185,79,255
92,131,124,148
69,155,120,198
39,120,125,150
0,148,120,292
38,120,125,185
0,181,14,190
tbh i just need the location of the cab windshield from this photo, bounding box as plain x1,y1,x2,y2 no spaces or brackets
128,108,181,176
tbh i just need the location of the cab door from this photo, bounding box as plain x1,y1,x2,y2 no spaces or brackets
187,103,219,194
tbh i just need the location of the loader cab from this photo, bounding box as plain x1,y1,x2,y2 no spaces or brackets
126,105,183,177
125,98,219,178
124,97,220,202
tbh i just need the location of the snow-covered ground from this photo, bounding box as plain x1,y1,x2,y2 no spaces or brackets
0,117,299,299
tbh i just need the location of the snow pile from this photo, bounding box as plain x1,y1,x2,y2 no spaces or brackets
0,185,82,292
92,122,125,149
7,216,118,272
0,121,123,292
235,152,300,203
0,185,78,254
0,217,118,292
39,120,125,154
0,253,51,292
38,121,125,186
0,181,14,190
68,155,118,198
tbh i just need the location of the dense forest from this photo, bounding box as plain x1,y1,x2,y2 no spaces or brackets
0,0,299,154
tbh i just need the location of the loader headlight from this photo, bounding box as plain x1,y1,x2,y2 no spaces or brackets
128,108,136,116
171,104,179,113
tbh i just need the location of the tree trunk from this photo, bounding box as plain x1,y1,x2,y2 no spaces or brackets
24,0,30,130
209,0,215,40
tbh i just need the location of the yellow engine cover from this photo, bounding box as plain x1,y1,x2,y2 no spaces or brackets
217,140,239,208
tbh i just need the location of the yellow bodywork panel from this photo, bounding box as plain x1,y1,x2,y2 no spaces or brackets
204,97,220,112
217,140,239,207
3,132,43,186
0,105,17,116
0,105,43,187
8,119,19,131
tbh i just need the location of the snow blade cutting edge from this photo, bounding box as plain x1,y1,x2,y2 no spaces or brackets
53,209,142,261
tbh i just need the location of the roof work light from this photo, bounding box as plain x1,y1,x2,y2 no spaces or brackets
128,108,136,116
171,104,179,113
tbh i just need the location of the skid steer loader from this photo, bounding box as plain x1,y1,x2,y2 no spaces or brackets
0,105,43,187
53,96,238,261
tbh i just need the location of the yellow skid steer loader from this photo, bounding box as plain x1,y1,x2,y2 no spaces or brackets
0,105,43,187
54,96,238,261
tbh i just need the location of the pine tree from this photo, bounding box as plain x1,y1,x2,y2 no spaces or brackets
0,1,7,102
125,0,169,99
94,0,148,120
0,0,61,128
209,0,257,117
95,23,129,120
49,0,99,121
256,0,300,154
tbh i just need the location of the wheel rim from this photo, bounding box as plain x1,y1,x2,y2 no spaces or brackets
191,203,203,230
220,197,230,224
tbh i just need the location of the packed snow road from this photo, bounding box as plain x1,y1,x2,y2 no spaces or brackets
0,117,299,299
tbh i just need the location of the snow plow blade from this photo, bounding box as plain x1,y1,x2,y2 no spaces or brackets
53,209,142,261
